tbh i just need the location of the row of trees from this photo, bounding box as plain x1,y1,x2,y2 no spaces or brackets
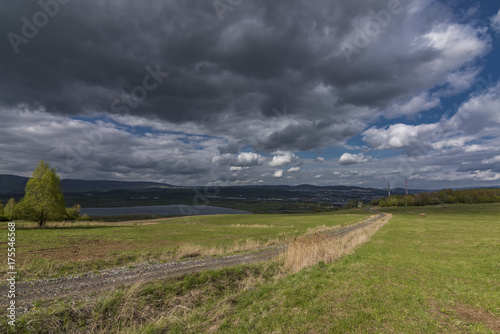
370,188,500,207
0,161,90,226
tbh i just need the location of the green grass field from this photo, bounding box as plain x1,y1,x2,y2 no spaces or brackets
206,204,499,333
1,209,370,280
3,204,499,333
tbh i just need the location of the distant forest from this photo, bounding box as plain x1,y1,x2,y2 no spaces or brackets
371,188,500,207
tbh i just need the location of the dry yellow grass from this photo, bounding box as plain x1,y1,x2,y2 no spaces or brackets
15,220,160,229
175,238,281,259
230,224,294,228
103,263,280,334
284,214,392,273
305,224,342,235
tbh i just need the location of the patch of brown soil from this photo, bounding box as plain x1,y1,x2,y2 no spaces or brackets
455,304,500,332
19,238,133,262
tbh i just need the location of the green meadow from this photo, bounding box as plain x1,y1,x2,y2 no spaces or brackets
2,204,499,333
1,209,369,280
207,204,499,333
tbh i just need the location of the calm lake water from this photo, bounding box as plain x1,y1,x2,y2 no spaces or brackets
81,205,251,216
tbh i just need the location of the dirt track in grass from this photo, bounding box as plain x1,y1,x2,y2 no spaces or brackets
1,210,389,308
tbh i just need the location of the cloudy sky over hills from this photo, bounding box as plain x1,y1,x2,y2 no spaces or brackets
1,0,500,189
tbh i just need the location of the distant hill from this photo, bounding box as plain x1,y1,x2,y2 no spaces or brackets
0,174,175,194
0,174,427,210
0,174,28,194
0,174,425,196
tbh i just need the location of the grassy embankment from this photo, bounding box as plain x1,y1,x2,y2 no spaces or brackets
0,209,369,280
2,204,499,333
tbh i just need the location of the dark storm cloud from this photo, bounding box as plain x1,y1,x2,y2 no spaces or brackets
0,0,496,188
3,0,488,152
253,118,365,152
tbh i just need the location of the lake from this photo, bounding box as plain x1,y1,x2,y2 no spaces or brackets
80,205,251,216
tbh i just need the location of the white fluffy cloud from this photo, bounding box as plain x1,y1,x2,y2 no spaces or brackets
491,9,500,33
363,123,440,151
339,153,373,166
365,82,500,157
3,77,500,189
212,154,233,166
388,92,440,118
431,136,476,150
0,107,226,184
269,152,298,167
481,156,500,164
355,80,500,187
235,152,265,167
444,67,482,95
230,166,249,171
448,82,500,135
421,23,490,74
273,170,284,178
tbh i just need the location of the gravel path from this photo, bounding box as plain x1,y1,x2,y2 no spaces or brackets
1,210,388,308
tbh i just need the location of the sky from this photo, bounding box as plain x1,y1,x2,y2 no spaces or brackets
1,0,500,189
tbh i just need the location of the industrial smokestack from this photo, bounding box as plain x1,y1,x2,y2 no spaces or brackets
405,179,408,208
